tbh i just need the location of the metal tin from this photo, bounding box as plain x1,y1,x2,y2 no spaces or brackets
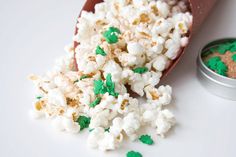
197,38,236,101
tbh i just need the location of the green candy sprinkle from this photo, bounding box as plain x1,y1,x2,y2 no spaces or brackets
216,61,228,76
93,74,119,97
133,67,148,74
126,151,142,157
230,45,236,52
209,41,236,54
76,116,91,131
94,79,105,95
89,128,94,132
80,75,90,80
206,56,221,70
105,74,119,97
232,54,236,62
105,127,110,132
73,79,79,83
103,27,121,44
36,96,42,100
96,46,107,56
89,97,102,108
139,135,154,145
108,27,121,34
206,56,228,77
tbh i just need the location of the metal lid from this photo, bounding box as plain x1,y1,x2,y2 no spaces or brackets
197,38,236,100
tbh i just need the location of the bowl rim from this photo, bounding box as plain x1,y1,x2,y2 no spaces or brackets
197,38,236,87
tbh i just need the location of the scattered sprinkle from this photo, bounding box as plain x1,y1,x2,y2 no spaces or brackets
89,97,102,108
80,75,90,80
103,27,121,44
96,46,107,56
89,128,94,132
126,151,142,157
232,54,236,62
105,127,110,132
133,67,148,74
105,74,119,97
94,79,106,95
76,116,91,131
139,135,154,145
73,79,79,83
36,96,42,100
108,27,121,34
93,74,119,97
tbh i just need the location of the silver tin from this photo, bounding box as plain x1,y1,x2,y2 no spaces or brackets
197,38,236,101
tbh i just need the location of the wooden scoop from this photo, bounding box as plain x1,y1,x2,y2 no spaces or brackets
73,0,217,78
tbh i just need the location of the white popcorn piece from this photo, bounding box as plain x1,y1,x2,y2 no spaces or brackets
153,55,169,71
127,42,144,56
47,88,67,107
144,85,172,106
155,109,176,137
87,127,122,151
122,112,141,140
52,116,80,134
156,1,170,18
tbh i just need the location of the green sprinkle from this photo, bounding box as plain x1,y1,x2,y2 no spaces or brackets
103,27,121,44
230,45,236,52
89,97,102,108
73,79,79,83
105,127,110,132
216,61,228,76
93,74,119,97
94,79,105,95
105,74,119,97
89,128,94,132
232,54,236,62
139,135,154,145
126,151,142,157
80,75,90,80
36,96,42,100
96,46,107,56
209,41,236,54
76,116,91,131
206,56,221,70
108,27,121,34
133,67,148,74
206,56,228,77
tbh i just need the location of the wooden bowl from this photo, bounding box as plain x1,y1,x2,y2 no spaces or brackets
73,0,217,78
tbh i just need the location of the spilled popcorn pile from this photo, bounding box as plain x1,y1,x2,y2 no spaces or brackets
29,0,192,155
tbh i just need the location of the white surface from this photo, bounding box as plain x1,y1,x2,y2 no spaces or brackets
0,0,236,157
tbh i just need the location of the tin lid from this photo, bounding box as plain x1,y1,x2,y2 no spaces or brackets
197,38,236,100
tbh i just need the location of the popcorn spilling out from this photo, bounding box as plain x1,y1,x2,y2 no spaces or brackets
29,0,192,153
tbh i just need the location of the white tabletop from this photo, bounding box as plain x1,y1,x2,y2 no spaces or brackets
0,0,236,157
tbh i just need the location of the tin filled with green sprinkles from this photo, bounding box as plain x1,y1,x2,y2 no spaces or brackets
197,38,236,101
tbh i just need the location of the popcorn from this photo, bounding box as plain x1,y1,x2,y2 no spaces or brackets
156,1,170,18
145,85,172,105
87,127,121,151
47,88,67,107
52,116,80,133
153,55,169,71
127,42,144,56
123,112,141,140
30,0,192,152
155,109,176,137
